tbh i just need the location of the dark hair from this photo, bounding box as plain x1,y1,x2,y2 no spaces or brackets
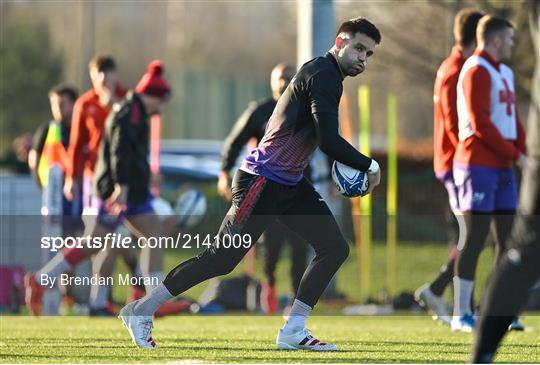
453,8,484,47
476,15,514,43
337,17,381,44
49,84,78,102
88,55,116,72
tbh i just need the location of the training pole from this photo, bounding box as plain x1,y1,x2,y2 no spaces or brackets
358,85,372,299
386,94,398,297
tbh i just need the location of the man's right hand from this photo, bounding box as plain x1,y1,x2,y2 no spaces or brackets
104,183,128,216
364,168,381,196
63,177,80,201
217,171,232,202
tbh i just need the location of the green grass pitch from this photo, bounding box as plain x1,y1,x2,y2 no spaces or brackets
1,243,538,363
1,315,538,363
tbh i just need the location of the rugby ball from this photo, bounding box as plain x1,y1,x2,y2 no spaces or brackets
331,161,369,197
174,188,208,229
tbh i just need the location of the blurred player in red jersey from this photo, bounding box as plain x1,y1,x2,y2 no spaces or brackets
64,55,126,203
451,15,527,332
25,56,140,316
88,60,173,315
415,8,484,326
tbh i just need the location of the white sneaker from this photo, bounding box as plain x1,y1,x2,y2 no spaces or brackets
451,314,475,333
276,328,337,351
415,283,451,325
118,301,157,349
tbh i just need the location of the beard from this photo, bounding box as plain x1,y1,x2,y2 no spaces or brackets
347,64,365,76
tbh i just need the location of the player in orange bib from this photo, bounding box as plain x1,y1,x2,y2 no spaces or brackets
451,15,527,333
415,8,484,326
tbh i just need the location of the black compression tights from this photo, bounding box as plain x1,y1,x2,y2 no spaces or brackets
162,170,349,308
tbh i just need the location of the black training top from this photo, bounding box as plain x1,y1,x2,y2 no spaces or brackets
241,53,372,185
221,98,276,172
94,92,150,204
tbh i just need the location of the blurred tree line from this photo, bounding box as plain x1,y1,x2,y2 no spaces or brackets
0,6,63,160
335,0,534,147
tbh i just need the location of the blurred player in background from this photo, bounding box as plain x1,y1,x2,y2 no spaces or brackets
29,84,82,235
90,60,187,317
29,86,77,192
25,55,138,316
218,63,309,314
23,56,170,315
472,2,540,362
415,8,484,326
66,55,138,315
88,60,171,310
64,55,127,205
120,17,382,351
451,15,527,332
28,85,83,311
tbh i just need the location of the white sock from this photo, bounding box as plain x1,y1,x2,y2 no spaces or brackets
36,254,71,285
281,299,312,334
453,276,474,316
90,283,110,309
145,271,165,293
133,283,173,316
